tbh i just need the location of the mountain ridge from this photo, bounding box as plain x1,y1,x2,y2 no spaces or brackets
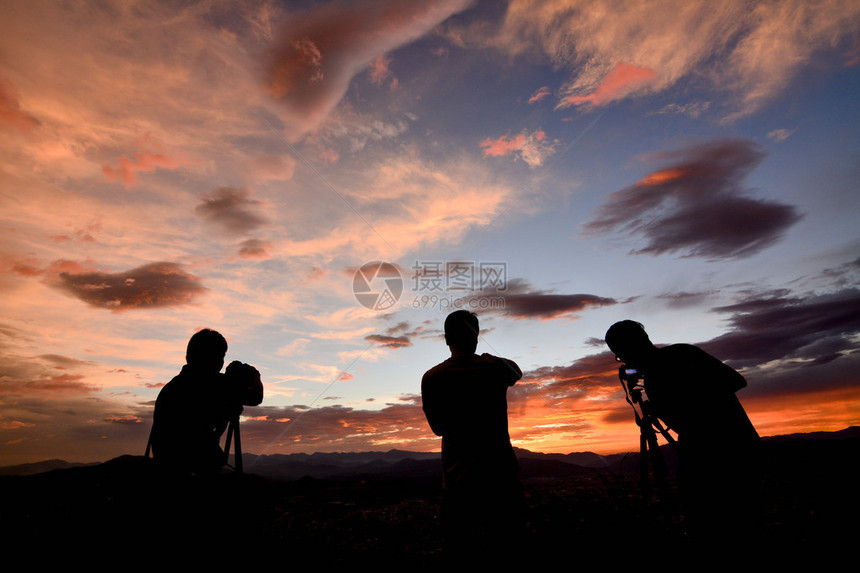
2,426,856,480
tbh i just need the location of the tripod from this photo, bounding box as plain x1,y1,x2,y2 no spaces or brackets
223,415,244,475
619,369,677,492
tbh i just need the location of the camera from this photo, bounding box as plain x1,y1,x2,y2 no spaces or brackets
618,364,648,408
619,366,641,383
224,361,264,406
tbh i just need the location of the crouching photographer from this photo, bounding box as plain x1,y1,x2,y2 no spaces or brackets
148,329,263,478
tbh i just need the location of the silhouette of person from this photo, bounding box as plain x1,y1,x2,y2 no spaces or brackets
605,320,762,544
148,328,263,478
421,310,525,562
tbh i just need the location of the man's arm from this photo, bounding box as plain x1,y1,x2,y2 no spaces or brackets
421,371,445,436
478,353,522,386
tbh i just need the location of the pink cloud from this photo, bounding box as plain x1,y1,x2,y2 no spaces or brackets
369,54,396,87
481,132,531,157
560,62,658,109
102,135,190,187
480,129,556,167
528,86,551,104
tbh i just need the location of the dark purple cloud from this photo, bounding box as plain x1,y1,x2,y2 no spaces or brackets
238,238,273,259
364,334,412,349
583,138,802,259
471,278,618,320
364,320,434,349
513,286,860,412
51,261,207,311
702,288,860,369
195,186,267,235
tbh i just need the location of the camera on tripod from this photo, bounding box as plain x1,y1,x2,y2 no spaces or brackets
224,360,264,408
618,365,650,416
617,362,677,489
221,361,264,475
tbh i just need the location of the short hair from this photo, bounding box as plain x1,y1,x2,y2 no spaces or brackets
444,310,479,351
604,320,651,353
186,328,228,365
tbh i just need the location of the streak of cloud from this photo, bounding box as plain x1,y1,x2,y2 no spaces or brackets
472,278,619,320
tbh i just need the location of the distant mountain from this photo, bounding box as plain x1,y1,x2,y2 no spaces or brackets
0,458,97,477
2,426,856,481
761,425,860,442
240,449,442,481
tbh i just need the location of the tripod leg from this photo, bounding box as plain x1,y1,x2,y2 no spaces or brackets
646,429,668,483
639,431,650,491
233,418,243,475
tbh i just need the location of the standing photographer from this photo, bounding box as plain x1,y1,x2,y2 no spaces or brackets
149,328,263,478
605,320,761,544
421,310,525,563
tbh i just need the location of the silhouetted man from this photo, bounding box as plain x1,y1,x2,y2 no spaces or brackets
605,320,761,543
148,328,263,478
421,310,524,561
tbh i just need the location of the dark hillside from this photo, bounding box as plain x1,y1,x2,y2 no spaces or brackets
2,429,856,565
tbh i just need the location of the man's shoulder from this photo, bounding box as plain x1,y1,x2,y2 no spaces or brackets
422,358,454,380
658,343,711,360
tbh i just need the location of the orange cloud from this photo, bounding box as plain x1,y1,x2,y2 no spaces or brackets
561,62,658,109
637,168,690,186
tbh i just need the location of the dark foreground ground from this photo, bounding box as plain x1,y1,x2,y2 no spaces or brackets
3,433,856,566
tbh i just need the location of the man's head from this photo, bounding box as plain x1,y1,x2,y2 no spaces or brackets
605,320,655,366
444,310,479,355
186,328,228,373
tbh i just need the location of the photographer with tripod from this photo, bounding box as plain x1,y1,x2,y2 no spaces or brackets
605,320,762,546
147,328,263,478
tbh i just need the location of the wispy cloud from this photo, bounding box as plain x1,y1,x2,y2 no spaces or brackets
557,62,658,109
480,129,558,167
489,0,860,118
265,0,472,139
528,85,552,104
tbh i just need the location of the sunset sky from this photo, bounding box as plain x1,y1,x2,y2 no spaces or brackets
2,0,859,466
